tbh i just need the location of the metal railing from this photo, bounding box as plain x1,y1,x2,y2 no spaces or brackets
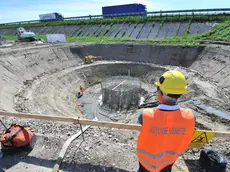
1,8,230,26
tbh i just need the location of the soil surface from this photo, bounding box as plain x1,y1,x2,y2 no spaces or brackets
0,42,229,172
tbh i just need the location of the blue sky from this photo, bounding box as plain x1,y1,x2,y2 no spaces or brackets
0,0,230,23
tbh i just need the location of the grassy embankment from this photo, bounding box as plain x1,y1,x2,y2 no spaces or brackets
1,34,201,46
0,14,229,29
2,15,230,46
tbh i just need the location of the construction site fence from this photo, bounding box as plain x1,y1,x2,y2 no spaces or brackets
1,8,230,26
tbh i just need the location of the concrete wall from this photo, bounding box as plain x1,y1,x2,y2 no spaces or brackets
0,45,83,112
0,43,202,112
191,46,230,89
70,43,204,67
0,21,219,39
2,42,230,114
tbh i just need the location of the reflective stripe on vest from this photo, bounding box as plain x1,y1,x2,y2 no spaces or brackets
137,148,185,171
137,107,195,172
138,156,173,170
137,149,185,159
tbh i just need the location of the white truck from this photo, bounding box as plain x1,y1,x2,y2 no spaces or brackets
16,27,36,41
39,13,64,21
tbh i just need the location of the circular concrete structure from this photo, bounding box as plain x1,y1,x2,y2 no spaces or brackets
101,76,141,111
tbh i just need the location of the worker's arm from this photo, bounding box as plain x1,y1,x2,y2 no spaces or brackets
191,109,197,120
138,111,143,125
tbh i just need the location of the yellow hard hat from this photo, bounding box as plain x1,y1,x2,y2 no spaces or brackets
155,70,187,94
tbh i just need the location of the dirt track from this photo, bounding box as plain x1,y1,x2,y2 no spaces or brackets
0,42,229,172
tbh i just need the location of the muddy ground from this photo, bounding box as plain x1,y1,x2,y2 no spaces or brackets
0,42,230,172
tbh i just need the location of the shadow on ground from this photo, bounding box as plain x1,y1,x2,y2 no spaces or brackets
0,152,131,172
184,159,202,172
62,163,132,172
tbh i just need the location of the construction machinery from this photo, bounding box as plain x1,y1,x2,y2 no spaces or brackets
84,55,102,64
16,27,36,42
84,55,94,64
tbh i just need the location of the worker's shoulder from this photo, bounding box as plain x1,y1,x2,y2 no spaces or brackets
180,107,197,119
142,108,155,114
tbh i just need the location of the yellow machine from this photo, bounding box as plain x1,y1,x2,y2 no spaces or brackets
84,55,102,64
84,55,94,64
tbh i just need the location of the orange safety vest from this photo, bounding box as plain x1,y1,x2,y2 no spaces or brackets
137,108,195,172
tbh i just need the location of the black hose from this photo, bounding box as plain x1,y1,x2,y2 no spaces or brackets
138,101,159,109
0,120,7,130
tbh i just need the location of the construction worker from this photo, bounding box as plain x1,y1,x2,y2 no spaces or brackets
137,70,196,172
77,85,85,99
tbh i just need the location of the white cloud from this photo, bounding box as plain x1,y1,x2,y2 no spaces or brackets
0,0,172,23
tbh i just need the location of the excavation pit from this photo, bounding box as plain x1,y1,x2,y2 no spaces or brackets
101,76,141,111
1,42,230,172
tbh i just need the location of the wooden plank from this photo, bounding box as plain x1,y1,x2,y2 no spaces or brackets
214,131,230,138
52,125,90,172
0,111,141,130
0,111,230,139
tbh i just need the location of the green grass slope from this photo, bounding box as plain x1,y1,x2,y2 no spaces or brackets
0,14,229,29
198,20,230,41
2,20,230,46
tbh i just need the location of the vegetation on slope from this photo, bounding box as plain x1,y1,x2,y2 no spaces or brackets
1,34,200,46
2,20,230,46
0,14,230,29
196,20,230,41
